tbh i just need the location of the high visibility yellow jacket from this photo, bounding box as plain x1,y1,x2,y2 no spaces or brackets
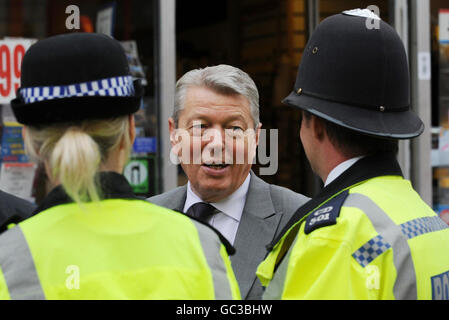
0,172,240,300
257,153,449,300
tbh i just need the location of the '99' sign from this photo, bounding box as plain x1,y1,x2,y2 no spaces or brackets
0,40,35,104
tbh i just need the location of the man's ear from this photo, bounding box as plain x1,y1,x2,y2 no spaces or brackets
255,122,262,146
312,115,326,141
168,117,177,147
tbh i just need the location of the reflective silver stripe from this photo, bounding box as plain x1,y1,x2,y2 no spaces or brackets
345,193,417,300
0,227,45,299
192,221,234,299
263,235,299,300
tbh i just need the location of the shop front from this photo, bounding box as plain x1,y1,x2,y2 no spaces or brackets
0,0,162,203
0,0,442,224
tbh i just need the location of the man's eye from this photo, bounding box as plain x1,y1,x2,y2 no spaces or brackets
226,126,244,138
192,124,206,129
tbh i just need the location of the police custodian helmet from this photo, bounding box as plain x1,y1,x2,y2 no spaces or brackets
283,9,424,139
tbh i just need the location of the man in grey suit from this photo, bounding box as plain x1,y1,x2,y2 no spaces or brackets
148,64,309,299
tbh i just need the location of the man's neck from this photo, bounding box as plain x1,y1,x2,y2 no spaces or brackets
184,173,251,217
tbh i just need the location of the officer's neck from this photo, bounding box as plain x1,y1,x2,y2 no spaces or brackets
317,142,352,185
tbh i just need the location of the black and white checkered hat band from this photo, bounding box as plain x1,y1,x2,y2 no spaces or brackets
19,75,135,104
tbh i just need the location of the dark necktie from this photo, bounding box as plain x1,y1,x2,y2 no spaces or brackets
186,202,217,222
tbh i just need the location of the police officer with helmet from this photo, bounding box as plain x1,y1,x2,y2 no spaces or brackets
257,9,449,299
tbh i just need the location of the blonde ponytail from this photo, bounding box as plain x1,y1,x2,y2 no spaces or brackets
50,127,101,203
23,116,131,204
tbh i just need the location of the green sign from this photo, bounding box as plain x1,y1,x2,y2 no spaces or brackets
123,159,149,194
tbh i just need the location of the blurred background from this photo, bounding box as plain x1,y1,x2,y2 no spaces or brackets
0,0,448,225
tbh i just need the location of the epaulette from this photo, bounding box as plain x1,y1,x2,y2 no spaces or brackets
304,190,349,235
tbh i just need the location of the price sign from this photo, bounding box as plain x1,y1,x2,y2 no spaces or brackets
0,39,35,104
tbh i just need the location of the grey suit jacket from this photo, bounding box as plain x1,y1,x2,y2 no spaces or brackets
148,171,309,299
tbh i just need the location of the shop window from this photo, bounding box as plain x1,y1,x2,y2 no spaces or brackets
0,0,159,203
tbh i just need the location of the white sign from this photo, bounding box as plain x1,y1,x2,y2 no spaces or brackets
439,9,449,43
0,39,35,104
418,52,431,81
124,160,148,186
96,4,115,37
0,162,36,201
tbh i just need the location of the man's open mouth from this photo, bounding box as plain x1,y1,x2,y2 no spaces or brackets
203,164,229,169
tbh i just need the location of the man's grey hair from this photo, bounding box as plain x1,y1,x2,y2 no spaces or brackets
173,64,260,128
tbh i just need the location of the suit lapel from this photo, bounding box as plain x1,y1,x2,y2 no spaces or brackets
231,172,281,299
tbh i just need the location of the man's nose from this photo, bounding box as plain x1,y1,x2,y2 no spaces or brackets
204,127,225,148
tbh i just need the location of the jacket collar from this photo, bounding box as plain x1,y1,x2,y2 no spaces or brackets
184,173,251,222
32,171,140,215
243,171,276,219
268,152,403,249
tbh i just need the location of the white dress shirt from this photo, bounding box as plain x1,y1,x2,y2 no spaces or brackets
183,174,251,245
324,156,365,187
